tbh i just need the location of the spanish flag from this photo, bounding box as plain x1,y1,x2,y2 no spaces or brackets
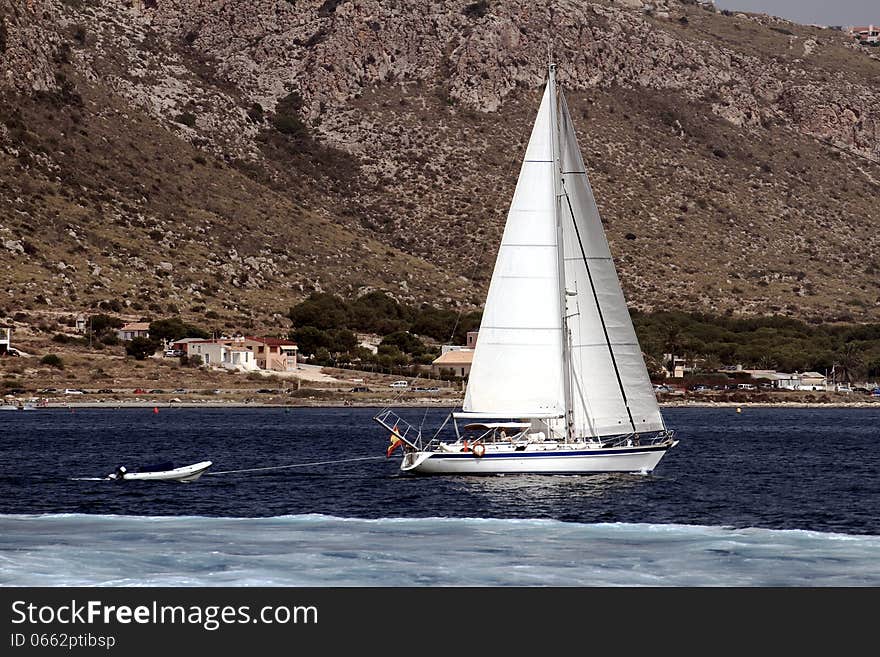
386,425,403,458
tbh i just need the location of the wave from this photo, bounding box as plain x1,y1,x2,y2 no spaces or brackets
2,514,878,587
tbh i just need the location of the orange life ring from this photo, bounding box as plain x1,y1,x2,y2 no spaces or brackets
473,443,486,458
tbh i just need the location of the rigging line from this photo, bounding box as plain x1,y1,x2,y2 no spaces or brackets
561,186,637,434
568,355,598,439
419,403,430,431
205,456,385,475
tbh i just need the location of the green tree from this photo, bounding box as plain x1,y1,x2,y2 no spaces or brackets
833,342,864,384
291,326,329,357
149,317,209,343
125,336,160,360
288,293,350,331
327,328,359,355
312,347,332,365
380,331,427,356
349,291,412,334
89,314,124,338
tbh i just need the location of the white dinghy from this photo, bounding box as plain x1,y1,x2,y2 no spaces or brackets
108,461,213,482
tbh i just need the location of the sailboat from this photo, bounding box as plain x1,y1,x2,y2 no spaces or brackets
374,63,678,475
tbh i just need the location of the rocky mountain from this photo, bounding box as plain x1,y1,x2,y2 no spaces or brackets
1,0,879,335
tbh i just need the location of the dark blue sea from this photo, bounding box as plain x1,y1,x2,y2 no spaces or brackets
1,406,878,586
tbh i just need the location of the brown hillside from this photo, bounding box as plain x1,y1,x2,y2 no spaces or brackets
1,0,879,333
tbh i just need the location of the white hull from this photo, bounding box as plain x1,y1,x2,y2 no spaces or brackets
401,442,677,475
118,461,213,482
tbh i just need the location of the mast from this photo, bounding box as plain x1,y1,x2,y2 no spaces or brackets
548,63,575,441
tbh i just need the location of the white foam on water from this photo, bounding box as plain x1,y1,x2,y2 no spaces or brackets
1,514,877,587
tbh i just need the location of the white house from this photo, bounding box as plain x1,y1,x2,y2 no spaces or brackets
663,353,695,379
431,350,474,378
186,339,258,372
433,331,478,377
797,371,827,391
116,322,150,341
221,346,258,371
167,337,205,355
770,372,799,390
742,370,825,390
0,325,11,355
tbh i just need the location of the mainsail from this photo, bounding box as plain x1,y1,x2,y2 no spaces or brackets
463,72,665,437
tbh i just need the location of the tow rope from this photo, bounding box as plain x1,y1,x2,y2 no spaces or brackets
205,455,385,475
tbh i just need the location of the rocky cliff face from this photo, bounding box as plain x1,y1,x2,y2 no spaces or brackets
131,0,879,159
1,0,879,328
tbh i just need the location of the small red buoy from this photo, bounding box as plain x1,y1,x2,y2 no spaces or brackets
153,407,159,414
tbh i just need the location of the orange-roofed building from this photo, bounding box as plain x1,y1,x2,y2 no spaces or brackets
431,349,474,378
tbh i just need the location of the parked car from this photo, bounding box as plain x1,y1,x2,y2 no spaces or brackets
133,388,146,394
688,384,710,392
148,389,165,394
40,388,58,394
164,350,184,357
653,384,672,394
389,381,409,388
97,388,114,394
63,388,84,395
350,386,371,393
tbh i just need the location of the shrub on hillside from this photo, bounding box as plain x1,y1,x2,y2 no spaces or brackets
272,92,307,138
463,1,489,18
40,354,64,369
175,112,197,127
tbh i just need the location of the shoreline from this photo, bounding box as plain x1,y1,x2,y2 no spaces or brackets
12,399,880,410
